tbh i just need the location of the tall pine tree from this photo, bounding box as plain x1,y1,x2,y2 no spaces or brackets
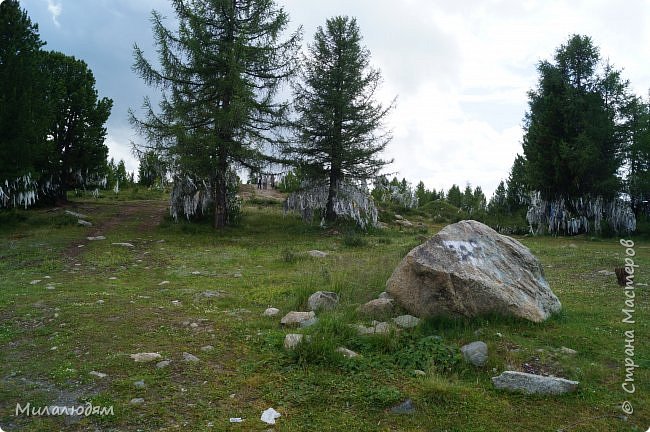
131,0,301,228
286,16,393,222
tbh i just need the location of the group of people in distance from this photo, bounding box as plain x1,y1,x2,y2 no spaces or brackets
257,174,275,190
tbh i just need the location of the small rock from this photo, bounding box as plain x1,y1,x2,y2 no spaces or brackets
78,219,92,227
374,322,391,334
492,371,579,395
597,270,615,276
263,307,280,317
307,291,339,311
392,315,420,329
357,298,394,319
130,352,162,362
200,345,214,352
108,277,117,280
158,281,170,286
336,347,360,358
112,242,134,248
30,280,41,285
96,300,105,304
307,250,328,258
189,322,199,328
395,219,414,228
394,214,404,220
65,210,88,219
390,398,415,414
87,236,106,241
233,272,243,278
378,291,392,300
191,271,201,275
260,407,281,425
130,398,145,405
280,311,316,326
299,317,318,328
413,370,426,376
45,285,56,290
156,360,171,369
89,371,107,379
134,380,146,389
351,324,375,336
182,352,200,362
460,341,488,367
284,333,304,349
171,300,181,306
559,346,577,356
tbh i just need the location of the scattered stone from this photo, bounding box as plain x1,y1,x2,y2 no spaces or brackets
89,371,107,379
394,214,404,220
260,407,281,425
182,352,200,363
491,371,579,395
191,271,201,275
233,272,243,278
134,380,146,389
307,291,340,311
413,370,426,376
351,324,375,336
130,352,162,363
460,341,488,367
299,317,318,328
307,250,328,258
158,281,170,286
65,210,88,219
30,280,41,285
200,345,214,352
378,291,392,300
390,398,415,414
569,243,578,249
284,333,304,349
96,300,105,304
108,277,117,280
559,346,577,356
189,323,199,328
130,398,145,405
45,285,56,290
263,307,280,317
171,300,181,306
392,315,420,329
78,219,92,227
386,220,562,323
597,270,615,276
112,242,134,248
395,219,414,228
155,360,171,369
87,236,106,241
374,321,391,334
336,347,360,358
357,298,394,319
280,311,316,326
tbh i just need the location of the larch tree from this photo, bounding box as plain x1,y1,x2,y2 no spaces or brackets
285,16,393,224
130,0,301,228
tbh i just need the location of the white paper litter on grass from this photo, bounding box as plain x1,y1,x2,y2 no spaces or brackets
260,408,281,425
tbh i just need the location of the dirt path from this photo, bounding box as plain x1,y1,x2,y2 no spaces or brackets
62,200,168,259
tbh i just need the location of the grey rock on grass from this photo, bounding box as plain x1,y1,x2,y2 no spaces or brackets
460,341,488,367
491,371,578,394
307,291,339,311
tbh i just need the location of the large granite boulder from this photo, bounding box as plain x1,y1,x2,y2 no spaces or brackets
386,220,561,322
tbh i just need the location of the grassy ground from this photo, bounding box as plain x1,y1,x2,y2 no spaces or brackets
0,190,648,431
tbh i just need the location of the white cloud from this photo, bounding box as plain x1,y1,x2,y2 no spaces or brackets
46,0,62,27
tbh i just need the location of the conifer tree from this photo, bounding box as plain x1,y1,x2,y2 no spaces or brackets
131,0,301,228
286,16,393,222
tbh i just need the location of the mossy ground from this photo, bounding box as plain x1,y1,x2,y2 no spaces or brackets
0,189,648,431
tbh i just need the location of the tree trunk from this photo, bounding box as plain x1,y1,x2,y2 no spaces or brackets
325,172,338,222
213,170,228,229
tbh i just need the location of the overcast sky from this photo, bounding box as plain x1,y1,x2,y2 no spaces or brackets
18,0,650,197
